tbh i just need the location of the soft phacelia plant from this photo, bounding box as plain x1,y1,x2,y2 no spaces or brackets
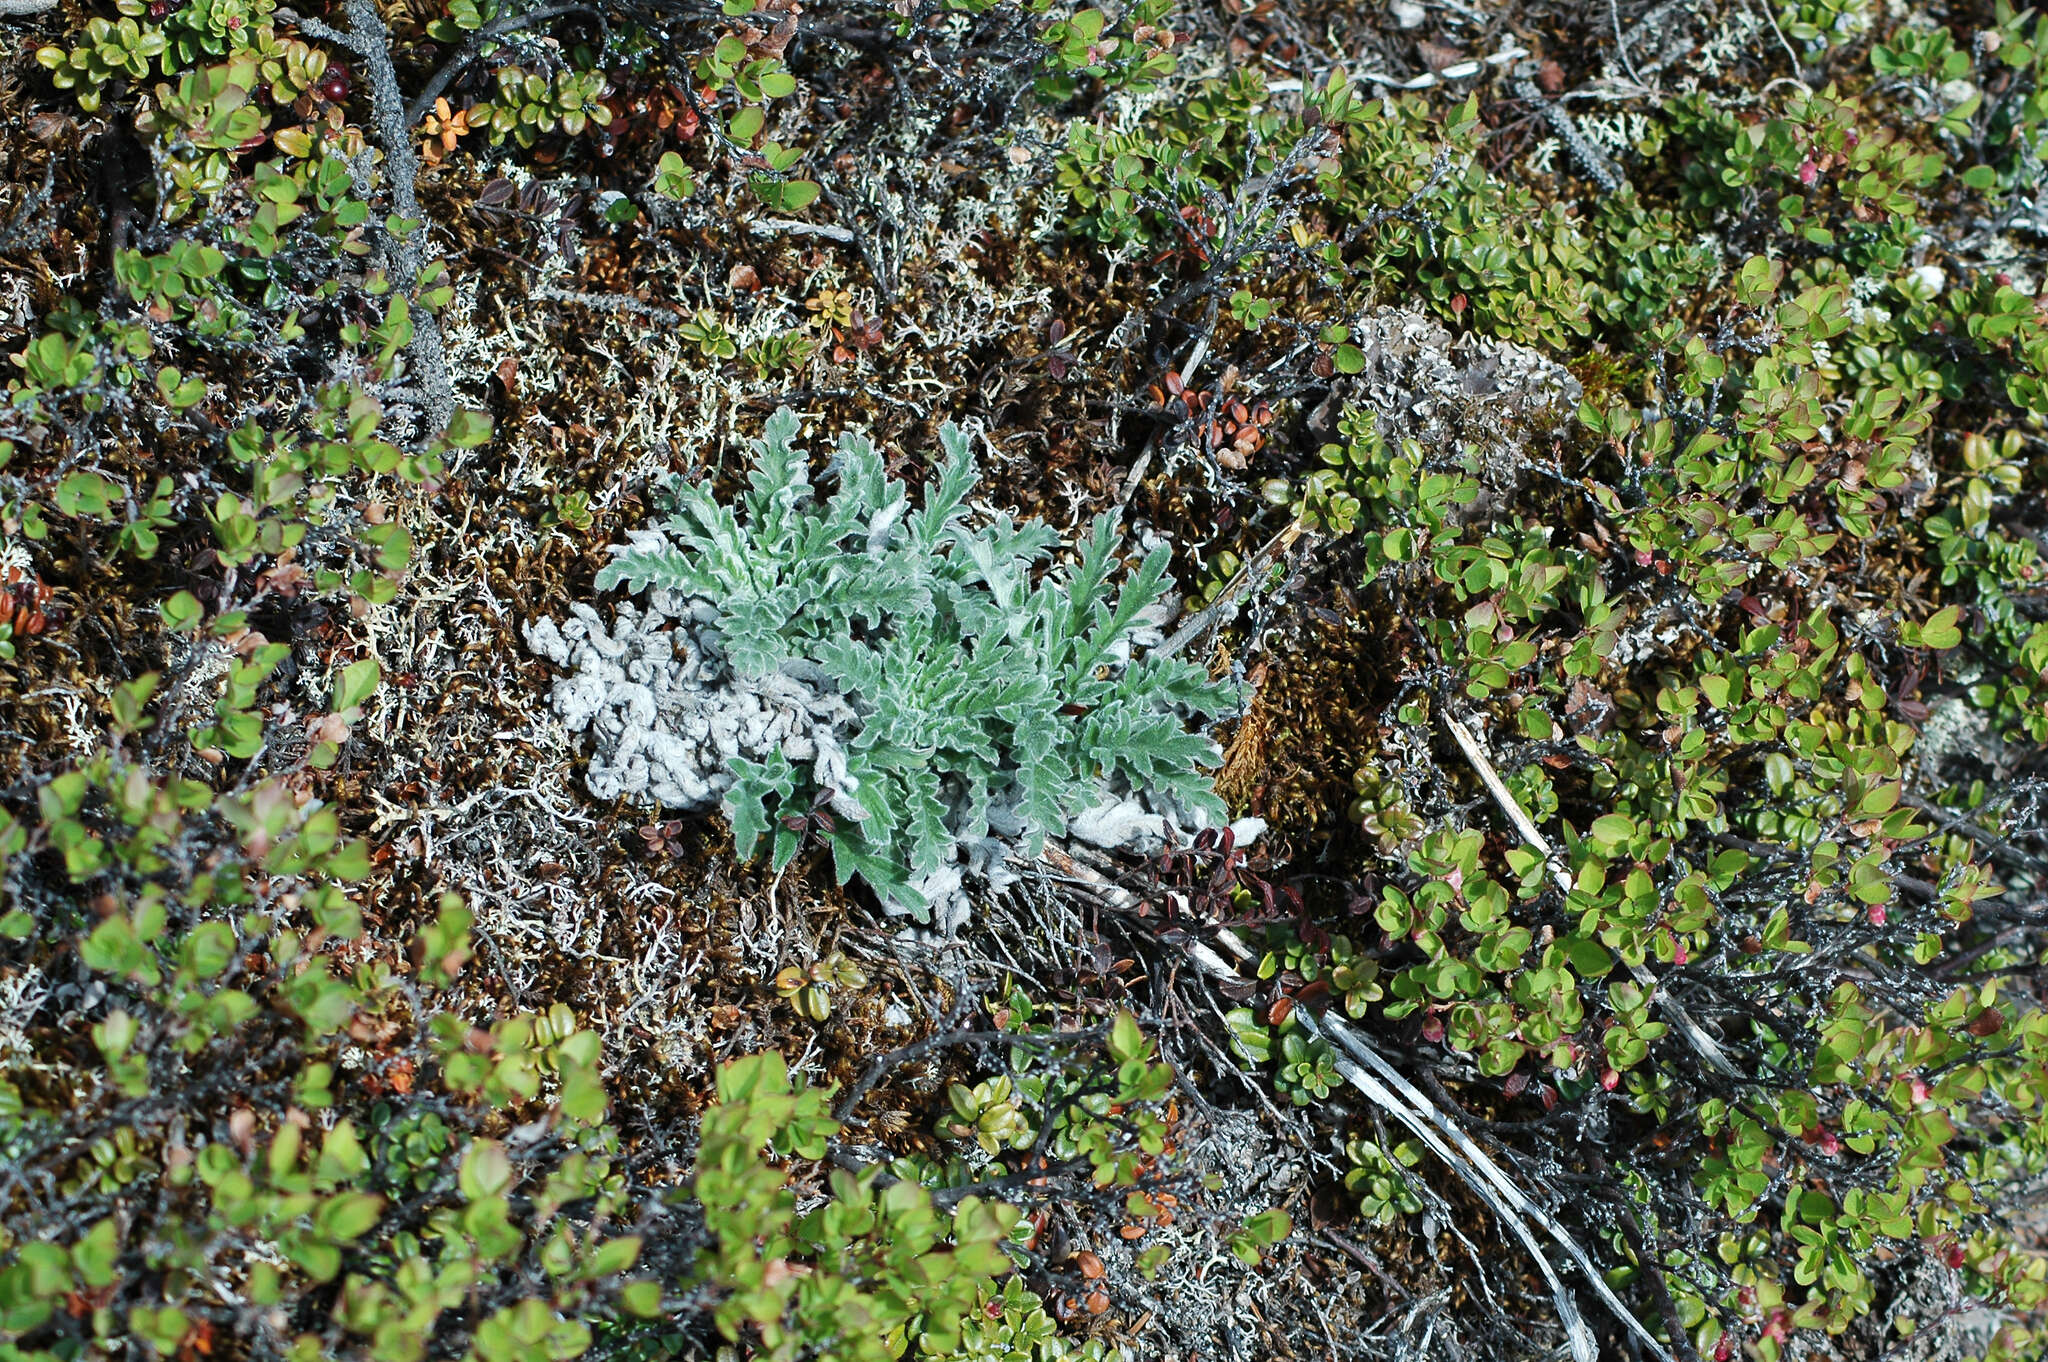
597,410,1237,911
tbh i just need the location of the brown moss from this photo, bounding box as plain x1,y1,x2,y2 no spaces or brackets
1214,601,1393,854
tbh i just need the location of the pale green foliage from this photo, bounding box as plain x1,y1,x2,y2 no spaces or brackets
598,409,1235,908
692,1051,1030,1361
0,747,1097,1362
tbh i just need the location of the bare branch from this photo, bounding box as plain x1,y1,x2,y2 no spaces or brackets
279,0,456,441
748,216,858,243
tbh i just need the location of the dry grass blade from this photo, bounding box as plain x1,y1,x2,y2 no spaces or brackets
1177,927,1666,1362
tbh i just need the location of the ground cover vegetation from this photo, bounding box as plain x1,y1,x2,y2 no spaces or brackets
0,0,2045,1354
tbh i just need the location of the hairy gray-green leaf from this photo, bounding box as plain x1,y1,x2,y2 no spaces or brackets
588,409,1237,919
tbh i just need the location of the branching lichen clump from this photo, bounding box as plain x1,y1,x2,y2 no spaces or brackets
527,409,1242,926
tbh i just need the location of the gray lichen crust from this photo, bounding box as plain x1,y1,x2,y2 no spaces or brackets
526,595,860,815
1332,306,1582,451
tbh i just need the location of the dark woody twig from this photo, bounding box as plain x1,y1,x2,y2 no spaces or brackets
280,0,456,441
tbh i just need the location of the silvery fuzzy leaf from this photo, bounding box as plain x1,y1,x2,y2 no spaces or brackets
553,407,1234,920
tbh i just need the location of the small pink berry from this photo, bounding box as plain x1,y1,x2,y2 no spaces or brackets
1798,160,1819,186
1600,1068,1621,1091
1868,904,1887,926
